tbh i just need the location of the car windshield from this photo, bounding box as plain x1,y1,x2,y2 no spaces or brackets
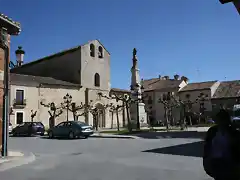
233,109,240,117
75,121,88,126
36,122,44,126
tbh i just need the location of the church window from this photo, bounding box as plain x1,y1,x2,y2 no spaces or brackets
90,44,95,57
94,73,100,87
98,46,103,58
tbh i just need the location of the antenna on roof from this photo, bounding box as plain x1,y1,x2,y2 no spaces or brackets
197,68,201,81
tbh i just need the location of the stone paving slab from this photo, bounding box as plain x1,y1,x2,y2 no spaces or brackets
0,150,35,171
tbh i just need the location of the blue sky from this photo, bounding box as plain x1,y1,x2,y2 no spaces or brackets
1,0,240,89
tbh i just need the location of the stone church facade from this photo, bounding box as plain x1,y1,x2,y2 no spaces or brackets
10,40,128,129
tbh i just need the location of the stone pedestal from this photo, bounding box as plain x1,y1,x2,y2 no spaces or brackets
130,102,147,128
138,102,147,127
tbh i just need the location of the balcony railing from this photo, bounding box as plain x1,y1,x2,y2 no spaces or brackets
13,99,26,108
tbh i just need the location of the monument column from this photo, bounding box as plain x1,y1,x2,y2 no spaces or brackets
130,48,147,129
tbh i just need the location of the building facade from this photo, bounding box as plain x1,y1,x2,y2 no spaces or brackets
10,40,128,129
142,75,187,125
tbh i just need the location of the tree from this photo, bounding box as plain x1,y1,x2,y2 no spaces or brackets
40,101,63,128
109,103,123,131
98,92,133,132
158,94,178,130
30,110,37,122
62,102,85,121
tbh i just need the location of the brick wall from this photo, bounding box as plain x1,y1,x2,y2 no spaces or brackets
0,35,10,121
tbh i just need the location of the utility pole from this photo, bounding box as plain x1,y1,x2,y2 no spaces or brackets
0,28,9,157
0,14,21,157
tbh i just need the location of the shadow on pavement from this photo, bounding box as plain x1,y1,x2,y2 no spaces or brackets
128,131,206,139
143,141,204,157
40,136,85,140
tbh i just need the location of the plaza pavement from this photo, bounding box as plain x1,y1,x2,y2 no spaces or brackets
0,134,212,180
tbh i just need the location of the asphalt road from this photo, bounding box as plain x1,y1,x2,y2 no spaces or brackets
0,136,211,180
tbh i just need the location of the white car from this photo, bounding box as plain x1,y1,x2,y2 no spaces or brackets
9,122,13,134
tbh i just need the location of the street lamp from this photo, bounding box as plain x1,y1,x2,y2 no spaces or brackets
15,46,25,67
63,93,72,121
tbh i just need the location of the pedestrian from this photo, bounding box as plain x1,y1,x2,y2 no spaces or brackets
203,109,240,180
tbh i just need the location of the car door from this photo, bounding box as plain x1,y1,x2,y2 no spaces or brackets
14,123,25,134
54,122,66,137
20,123,29,134
62,122,72,136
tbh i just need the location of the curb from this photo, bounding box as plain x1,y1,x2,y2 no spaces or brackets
91,134,141,139
0,151,36,171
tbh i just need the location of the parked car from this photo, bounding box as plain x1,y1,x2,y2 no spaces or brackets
12,122,45,136
9,122,13,134
48,121,93,139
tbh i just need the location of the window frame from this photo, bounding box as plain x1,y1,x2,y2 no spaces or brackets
94,73,100,87
90,44,95,57
98,46,103,58
15,88,24,104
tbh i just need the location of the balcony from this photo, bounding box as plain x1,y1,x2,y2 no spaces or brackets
13,99,26,109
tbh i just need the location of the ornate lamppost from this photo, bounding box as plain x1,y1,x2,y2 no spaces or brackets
63,93,72,121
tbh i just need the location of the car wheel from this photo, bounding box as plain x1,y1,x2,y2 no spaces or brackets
40,132,44,136
68,131,75,139
83,136,88,139
48,131,54,139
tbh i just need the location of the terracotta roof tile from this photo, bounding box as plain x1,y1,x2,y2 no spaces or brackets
0,13,21,34
213,80,240,99
10,73,80,88
110,88,130,93
179,81,217,92
143,78,182,92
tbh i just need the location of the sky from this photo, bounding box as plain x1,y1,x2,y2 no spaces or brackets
1,0,240,89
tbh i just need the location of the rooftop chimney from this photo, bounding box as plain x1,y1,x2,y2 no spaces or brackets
181,76,189,83
174,74,179,80
164,75,169,80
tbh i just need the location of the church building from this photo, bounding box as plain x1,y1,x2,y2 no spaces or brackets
10,40,129,129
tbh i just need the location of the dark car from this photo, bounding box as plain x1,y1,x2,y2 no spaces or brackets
48,121,93,139
12,122,45,136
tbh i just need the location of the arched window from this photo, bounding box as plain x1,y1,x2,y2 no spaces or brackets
90,44,95,57
98,46,103,58
94,73,100,87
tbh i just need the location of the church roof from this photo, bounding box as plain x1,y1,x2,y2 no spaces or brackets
0,13,21,35
10,73,81,88
179,81,217,92
10,45,81,72
10,40,109,72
